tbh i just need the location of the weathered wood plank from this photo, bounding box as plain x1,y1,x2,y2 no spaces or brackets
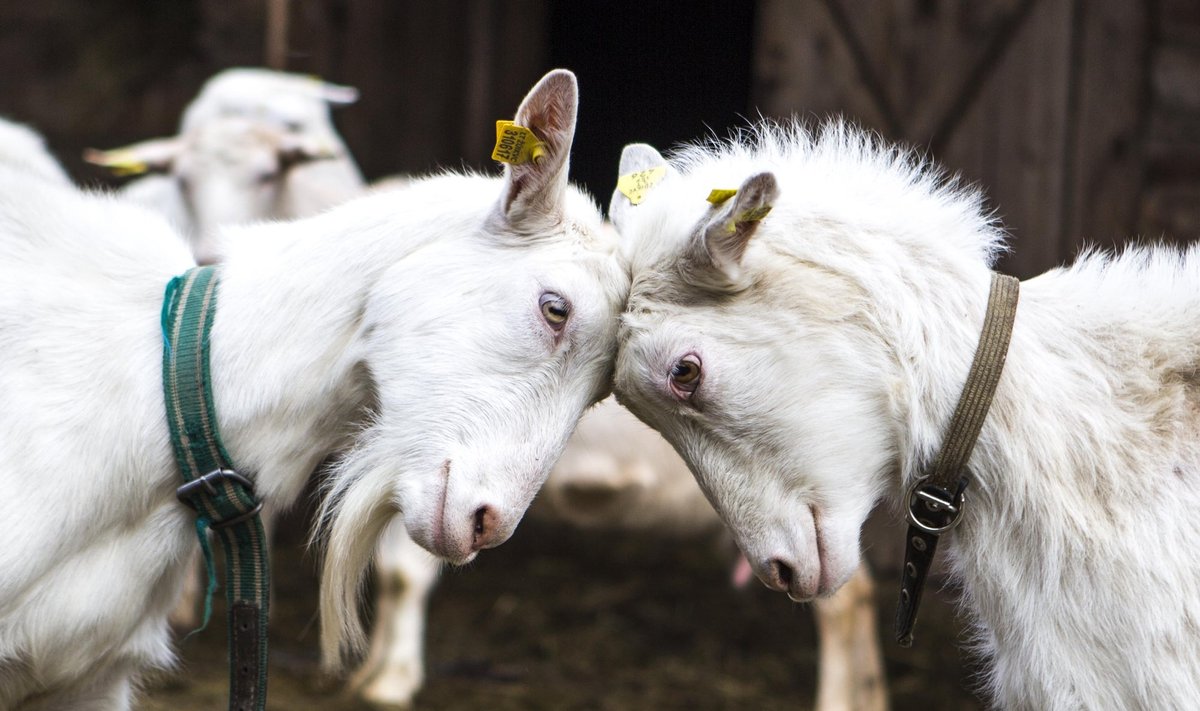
318,0,548,179
1158,0,1200,44
1138,182,1200,242
940,0,1074,277
834,0,1030,146
1061,0,1149,256
1154,43,1200,112
753,0,1087,277
753,0,891,132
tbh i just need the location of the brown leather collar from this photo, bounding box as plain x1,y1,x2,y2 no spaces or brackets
895,272,1020,646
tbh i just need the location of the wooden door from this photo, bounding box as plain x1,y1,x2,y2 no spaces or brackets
753,0,1157,277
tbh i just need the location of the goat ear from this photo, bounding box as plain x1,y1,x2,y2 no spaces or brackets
680,171,779,291
609,143,669,234
496,69,578,227
83,137,182,176
277,132,340,170
313,79,359,106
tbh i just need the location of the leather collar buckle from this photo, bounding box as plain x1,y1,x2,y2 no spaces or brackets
905,476,968,535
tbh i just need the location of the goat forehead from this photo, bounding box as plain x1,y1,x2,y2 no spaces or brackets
186,70,335,128
622,281,761,344
185,117,285,155
523,249,628,310
451,242,612,297
234,93,322,125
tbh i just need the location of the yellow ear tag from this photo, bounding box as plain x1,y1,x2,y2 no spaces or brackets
737,205,773,223
492,120,545,165
706,188,738,205
86,149,150,177
725,205,773,233
616,166,666,206
110,162,149,177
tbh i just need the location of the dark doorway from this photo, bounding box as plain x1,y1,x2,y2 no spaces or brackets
548,0,758,214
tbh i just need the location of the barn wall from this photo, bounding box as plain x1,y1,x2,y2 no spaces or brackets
1140,0,1200,242
0,1,551,185
0,1,756,204
0,1,1194,270
753,0,1199,278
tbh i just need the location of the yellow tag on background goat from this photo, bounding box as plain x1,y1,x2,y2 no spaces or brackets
616,166,667,205
706,188,738,205
492,121,544,164
738,205,772,222
83,148,149,177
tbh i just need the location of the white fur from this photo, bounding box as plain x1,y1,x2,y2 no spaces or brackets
611,120,1200,709
0,69,630,708
534,395,723,531
0,117,70,186
178,68,360,132
116,71,370,630
349,521,441,705
93,68,365,264
352,395,718,707
359,395,888,711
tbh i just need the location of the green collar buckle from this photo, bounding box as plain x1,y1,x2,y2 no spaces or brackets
162,265,271,711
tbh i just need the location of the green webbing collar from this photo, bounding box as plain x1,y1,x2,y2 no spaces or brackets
162,266,270,711
895,272,1019,646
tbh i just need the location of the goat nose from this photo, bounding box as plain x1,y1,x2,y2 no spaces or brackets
764,558,795,593
470,505,501,551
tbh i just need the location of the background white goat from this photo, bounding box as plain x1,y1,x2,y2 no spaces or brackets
85,68,364,264
609,123,1200,709
83,69,373,632
0,69,629,710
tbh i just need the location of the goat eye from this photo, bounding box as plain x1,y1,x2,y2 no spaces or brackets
668,356,702,396
539,292,569,328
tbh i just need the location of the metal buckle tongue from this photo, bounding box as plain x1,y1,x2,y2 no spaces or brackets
905,476,968,534
176,468,264,528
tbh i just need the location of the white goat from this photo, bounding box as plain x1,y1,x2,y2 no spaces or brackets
0,117,70,186
609,122,1200,709
177,67,360,131
86,68,365,264
355,396,889,711
88,71,369,629
0,69,630,710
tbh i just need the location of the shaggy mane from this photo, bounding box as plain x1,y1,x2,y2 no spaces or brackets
625,119,1008,301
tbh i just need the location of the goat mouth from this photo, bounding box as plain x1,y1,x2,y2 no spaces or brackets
810,504,834,597
781,504,828,602
430,459,452,557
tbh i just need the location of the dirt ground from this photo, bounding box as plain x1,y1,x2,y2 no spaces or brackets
139,505,986,711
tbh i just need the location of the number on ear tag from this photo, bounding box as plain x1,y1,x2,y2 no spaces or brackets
617,167,667,205
492,121,545,164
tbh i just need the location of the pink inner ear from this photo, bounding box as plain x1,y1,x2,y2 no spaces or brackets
503,173,533,213
520,101,566,150
516,73,577,153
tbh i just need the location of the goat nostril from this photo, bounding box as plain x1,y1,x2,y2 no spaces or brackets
472,505,497,549
771,559,795,590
